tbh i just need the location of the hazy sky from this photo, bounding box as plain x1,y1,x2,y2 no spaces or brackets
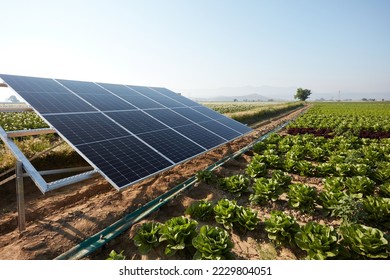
0,0,389,99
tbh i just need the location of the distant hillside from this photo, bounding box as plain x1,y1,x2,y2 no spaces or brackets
194,93,271,102
181,85,296,101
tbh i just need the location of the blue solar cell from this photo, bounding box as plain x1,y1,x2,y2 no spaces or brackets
198,120,241,140
0,74,69,93
105,110,167,135
138,128,205,163
25,92,97,114
144,109,193,127
56,80,137,111
44,113,129,145
174,124,227,149
57,79,111,95
215,117,252,134
0,74,97,114
151,87,200,107
98,83,164,109
76,136,173,188
192,106,225,119
172,107,212,123
128,85,184,108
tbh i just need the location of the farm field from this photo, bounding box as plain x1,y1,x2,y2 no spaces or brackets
100,102,390,260
202,101,304,126
0,102,389,260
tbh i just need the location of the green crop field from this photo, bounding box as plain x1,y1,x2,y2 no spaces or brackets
130,102,390,260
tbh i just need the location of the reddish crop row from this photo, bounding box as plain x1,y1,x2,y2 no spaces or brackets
287,127,390,139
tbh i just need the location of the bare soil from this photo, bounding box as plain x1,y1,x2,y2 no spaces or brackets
0,107,307,260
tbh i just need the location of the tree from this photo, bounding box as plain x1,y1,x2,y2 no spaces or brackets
8,95,20,103
294,88,312,101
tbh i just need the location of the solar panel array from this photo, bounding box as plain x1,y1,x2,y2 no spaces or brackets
0,74,252,190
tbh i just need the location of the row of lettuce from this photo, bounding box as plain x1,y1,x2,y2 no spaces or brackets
108,102,389,260
287,102,390,137
113,166,388,260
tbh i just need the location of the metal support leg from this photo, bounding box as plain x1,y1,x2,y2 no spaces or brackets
16,160,26,232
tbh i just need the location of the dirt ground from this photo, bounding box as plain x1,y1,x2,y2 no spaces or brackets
0,107,307,260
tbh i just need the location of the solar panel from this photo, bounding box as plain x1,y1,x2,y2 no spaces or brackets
98,83,165,109
151,87,201,107
198,120,242,139
105,110,168,135
0,74,252,190
144,108,193,127
137,128,206,163
174,124,226,149
44,113,129,145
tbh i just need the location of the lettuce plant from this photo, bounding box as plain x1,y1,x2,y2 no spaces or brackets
271,170,292,187
252,142,267,154
250,178,280,205
373,162,390,183
264,211,299,246
362,196,390,222
185,200,214,221
295,160,315,176
192,225,234,260
236,206,259,231
287,184,317,213
334,163,351,177
323,177,345,192
213,199,238,230
340,224,389,259
106,250,126,260
319,189,347,216
379,182,390,198
344,176,375,196
195,170,217,184
316,162,334,177
218,175,249,196
246,160,267,178
294,222,339,260
133,221,162,254
159,216,198,256
264,153,280,169
351,163,371,176
283,158,298,173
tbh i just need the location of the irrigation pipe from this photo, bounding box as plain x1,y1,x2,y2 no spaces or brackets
55,110,305,260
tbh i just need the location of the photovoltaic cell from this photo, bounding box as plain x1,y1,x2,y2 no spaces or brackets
144,109,193,127
192,106,226,119
214,117,253,134
0,74,253,190
44,113,129,145
138,128,205,163
99,83,164,109
152,87,200,107
198,120,241,140
57,79,112,95
57,80,137,111
20,92,97,114
172,107,212,123
76,136,173,187
0,74,69,93
174,124,227,149
128,85,184,108
105,110,167,135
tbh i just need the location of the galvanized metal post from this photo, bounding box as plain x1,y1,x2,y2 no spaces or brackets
16,160,26,232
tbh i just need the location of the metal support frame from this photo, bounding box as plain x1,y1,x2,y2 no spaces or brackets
0,122,99,232
7,128,56,138
16,160,26,232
